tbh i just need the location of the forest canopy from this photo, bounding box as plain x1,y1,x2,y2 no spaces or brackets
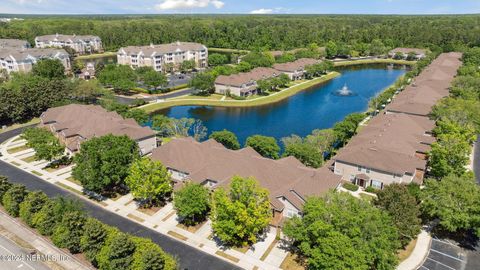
1,15,479,51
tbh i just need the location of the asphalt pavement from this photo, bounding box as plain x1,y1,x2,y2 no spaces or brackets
0,128,240,270
0,235,50,270
115,88,193,105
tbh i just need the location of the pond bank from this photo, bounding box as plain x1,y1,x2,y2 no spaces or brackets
141,72,340,113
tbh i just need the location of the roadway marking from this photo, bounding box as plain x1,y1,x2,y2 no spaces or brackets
430,248,464,262
419,266,430,270
432,238,458,247
426,257,457,270
0,242,35,270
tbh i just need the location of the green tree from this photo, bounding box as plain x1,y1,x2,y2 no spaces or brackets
125,157,172,206
284,192,399,270
210,176,271,246
375,184,421,247
275,53,296,63
421,174,480,236
123,109,149,125
241,52,275,68
32,59,65,79
72,135,140,194
0,176,12,201
189,72,216,95
32,197,82,236
80,218,108,263
283,142,323,168
325,41,338,58
2,184,27,217
71,79,103,102
429,133,471,178
235,61,252,72
151,114,173,137
173,182,210,225
209,129,240,150
208,53,229,66
369,39,387,56
97,64,137,93
180,60,196,72
132,237,176,270
97,232,136,270
141,69,168,89
256,79,272,93
19,191,48,227
52,211,86,253
245,135,280,159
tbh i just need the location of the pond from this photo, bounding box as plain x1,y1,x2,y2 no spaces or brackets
155,64,407,145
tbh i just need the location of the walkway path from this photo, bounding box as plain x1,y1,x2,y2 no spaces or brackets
0,130,290,270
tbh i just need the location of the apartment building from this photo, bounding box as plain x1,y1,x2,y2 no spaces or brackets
40,104,156,156
388,48,428,60
151,137,342,223
273,58,320,80
214,67,280,97
0,48,71,74
0,38,30,49
117,41,208,72
35,34,103,55
332,52,462,189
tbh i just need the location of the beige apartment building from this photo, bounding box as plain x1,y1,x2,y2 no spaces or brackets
388,47,428,60
35,34,103,55
214,67,280,96
332,52,462,189
0,48,71,74
117,41,208,72
40,104,156,156
273,58,319,80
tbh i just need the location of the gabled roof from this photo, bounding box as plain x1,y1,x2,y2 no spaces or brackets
118,41,206,57
41,104,155,151
273,58,319,72
35,34,101,42
0,39,30,49
0,48,69,62
215,67,280,88
151,137,342,210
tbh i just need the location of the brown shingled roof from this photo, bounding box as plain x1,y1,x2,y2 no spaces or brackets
151,137,342,210
215,67,280,88
273,58,319,72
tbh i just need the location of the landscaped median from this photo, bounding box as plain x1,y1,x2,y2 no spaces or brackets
141,72,340,113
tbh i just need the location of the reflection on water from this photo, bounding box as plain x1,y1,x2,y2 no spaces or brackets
156,64,406,144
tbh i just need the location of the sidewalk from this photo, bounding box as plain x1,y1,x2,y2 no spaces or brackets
0,209,93,270
396,230,432,270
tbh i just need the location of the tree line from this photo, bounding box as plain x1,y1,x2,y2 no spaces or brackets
0,175,177,270
2,15,479,52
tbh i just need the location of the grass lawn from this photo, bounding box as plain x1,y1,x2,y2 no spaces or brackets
56,182,83,196
170,93,224,101
215,251,240,263
12,137,25,142
162,211,176,222
260,239,279,261
65,176,82,185
280,253,305,270
127,213,145,223
176,221,206,233
21,155,37,163
7,145,30,154
0,118,40,134
141,72,340,113
233,246,250,254
167,230,188,241
75,51,117,60
334,58,415,67
397,238,418,262
44,167,59,173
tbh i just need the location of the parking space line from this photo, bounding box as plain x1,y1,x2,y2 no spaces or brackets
419,266,430,270
426,257,457,270
430,248,464,262
432,238,458,247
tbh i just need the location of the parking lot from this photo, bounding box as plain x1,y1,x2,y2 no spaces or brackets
419,238,476,270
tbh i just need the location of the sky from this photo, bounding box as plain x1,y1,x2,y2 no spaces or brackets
1,0,480,15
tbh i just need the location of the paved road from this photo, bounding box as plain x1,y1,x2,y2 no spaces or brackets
473,136,480,184
0,235,50,270
419,237,480,270
0,128,240,270
115,88,193,105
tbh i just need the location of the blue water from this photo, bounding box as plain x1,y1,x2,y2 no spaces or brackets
156,65,406,145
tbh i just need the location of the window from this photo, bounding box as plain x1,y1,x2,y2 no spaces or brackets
371,180,383,189
366,168,370,173
357,166,361,171
286,209,299,218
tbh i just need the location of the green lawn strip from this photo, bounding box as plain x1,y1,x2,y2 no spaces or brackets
11,161,21,166
21,155,37,163
334,58,415,67
260,239,279,261
127,213,145,223
65,176,82,185
141,72,340,113
7,145,30,154
0,118,40,134
56,182,84,196
167,230,188,241
31,171,43,176
215,251,240,263
74,51,117,60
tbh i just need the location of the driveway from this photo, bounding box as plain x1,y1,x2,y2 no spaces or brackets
0,129,239,270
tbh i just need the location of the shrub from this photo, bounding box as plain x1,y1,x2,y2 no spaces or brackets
97,231,136,270
364,186,377,193
19,191,48,226
52,211,87,253
32,197,82,236
0,176,12,201
2,184,27,217
80,218,108,264
343,182,359,192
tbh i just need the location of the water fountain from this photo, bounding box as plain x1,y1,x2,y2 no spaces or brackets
333,83,356,96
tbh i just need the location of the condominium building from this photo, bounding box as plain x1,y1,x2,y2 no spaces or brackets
273,58,320,80
333,52,462,189
35,34,103,55
0,38,30,49
214,67,281,96
40,104,157,156
388,48,428,60
0,48,71,74
117,41,208,72
151,137,342,223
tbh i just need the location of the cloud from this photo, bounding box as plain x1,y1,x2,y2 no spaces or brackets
155,0,224,10
250,8,274,14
